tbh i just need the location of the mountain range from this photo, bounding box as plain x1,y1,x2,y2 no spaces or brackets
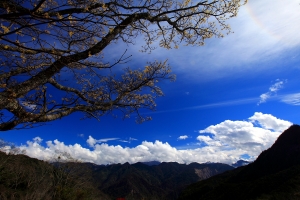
1,124,300,199
0,151,233,199
178,124,300,200
79,161,234,199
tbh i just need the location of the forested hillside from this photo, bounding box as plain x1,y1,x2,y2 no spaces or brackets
0,152,109,200
0,151,233,200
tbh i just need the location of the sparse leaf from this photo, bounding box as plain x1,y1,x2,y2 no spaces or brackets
0,0,244,131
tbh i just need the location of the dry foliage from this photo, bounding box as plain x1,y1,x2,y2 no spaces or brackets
0,151,108,200
0,0,246,130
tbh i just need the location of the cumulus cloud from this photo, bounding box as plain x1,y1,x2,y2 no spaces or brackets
178,135,188,140
197,135,222,147
258,79,286,105
199,112,292,158
33,137,43,143
248,112,292,132
18,112,292,165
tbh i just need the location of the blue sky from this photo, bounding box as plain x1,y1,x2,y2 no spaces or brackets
2,0,300,165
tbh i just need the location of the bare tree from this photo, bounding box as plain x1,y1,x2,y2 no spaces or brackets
0,0,246,131
49,151,103,200
0,150,108,200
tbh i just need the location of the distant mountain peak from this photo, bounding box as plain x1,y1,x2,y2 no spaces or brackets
140,161,161,166
231,160,250,168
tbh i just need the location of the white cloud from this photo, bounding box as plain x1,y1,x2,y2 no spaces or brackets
178,135,188,140
18,112,292,165
111,0,300,82
246,0,300,48
197,135,222,147
199,112,292,157
20,101,37,110
259,93,269,104
86,136,97,147
249,112,292,132
281,93,300,105
269,80,285,92
33,137,43,143
87,136,119,147
200,120,268,152
97,138,120,143
148,92,300,116
258,79,286,105
119,137,138,143
150,97,259,115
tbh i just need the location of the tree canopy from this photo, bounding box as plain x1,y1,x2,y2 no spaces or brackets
0,0,246,131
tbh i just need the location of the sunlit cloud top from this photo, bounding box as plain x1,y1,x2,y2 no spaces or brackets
16,112,292,165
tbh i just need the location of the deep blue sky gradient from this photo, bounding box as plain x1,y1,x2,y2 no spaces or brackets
1,0,300,164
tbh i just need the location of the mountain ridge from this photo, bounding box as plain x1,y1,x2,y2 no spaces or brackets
178,124,300,200
0,150,235,200
91,160,234,199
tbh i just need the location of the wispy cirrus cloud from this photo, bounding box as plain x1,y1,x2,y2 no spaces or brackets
87,136,120,147
141,89,300,115
105,0,300,82
258,79,286,105
119,137,138,143
149,97,259,115
280,93,300,106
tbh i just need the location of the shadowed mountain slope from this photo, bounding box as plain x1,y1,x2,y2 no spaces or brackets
0,150,234,200
92,161,234,200
178,124,300,200
0,152,110,200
